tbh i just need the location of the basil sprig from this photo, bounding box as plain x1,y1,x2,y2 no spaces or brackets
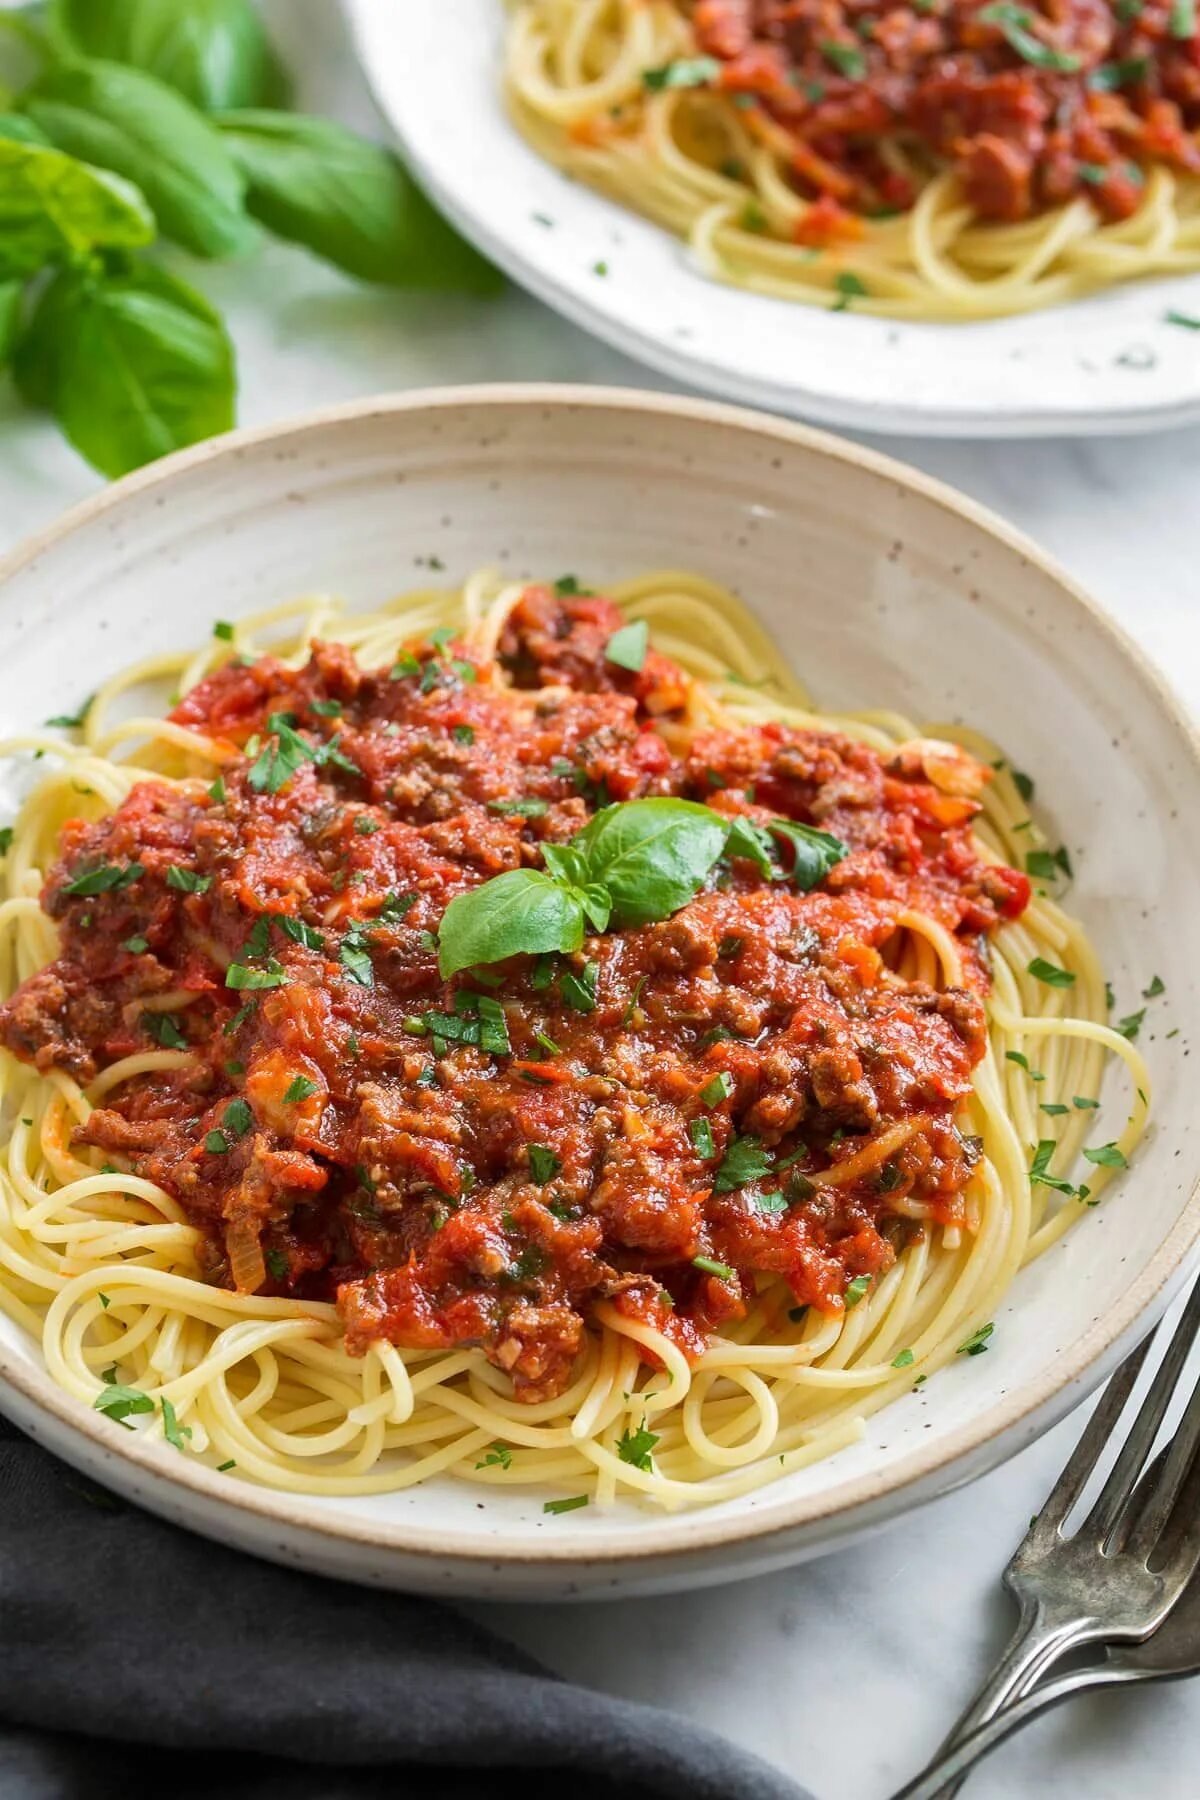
977,2,1082,70
437,798,848,978
0,0,500,478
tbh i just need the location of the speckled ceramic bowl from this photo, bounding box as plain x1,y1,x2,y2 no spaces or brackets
2,386,1198,1599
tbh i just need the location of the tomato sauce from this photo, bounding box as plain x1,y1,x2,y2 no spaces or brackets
689,0,1200,224
1,590,1029,1400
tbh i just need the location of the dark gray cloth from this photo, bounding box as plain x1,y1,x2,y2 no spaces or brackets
0,1416,809,1800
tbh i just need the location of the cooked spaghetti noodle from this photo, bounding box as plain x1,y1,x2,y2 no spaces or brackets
505,0,1200,320
0,570,1148,1510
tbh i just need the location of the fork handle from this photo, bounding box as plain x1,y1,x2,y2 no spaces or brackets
889,1658,1128,1800
927,1601,1090,1797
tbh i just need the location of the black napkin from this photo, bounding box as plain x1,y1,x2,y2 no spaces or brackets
0,1415,810,1800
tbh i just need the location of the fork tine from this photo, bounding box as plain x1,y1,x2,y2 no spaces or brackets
1085,1281,1200,1547
1125,1357,1200,1561
1028,1335,1151,1538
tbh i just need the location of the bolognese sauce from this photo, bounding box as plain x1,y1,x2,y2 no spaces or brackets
0,588,1029,1404
688,0,1200,227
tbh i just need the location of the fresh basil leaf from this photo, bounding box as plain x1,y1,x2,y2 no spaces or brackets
215,110,501,291
438,870,584,979
572,798,729,928
769,819,848,890
0,113,51,148
15,258,235,478
723,815,776,878
642,57,721,90
50,0,289,111
26,59,252,257
0,134,154,276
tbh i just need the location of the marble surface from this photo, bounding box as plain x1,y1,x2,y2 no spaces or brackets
3,3,1199,1795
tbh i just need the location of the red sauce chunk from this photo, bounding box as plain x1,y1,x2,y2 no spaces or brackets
689,0,1200,224
0,590,1030,1402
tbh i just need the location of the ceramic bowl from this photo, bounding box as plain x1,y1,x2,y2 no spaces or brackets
2,386,1198,1599
345,0,1200,439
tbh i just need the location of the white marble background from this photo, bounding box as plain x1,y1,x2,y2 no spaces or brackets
2,4,1198,1795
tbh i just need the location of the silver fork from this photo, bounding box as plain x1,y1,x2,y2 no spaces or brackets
891,1276,1200,1799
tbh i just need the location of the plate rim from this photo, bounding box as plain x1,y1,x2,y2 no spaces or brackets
3,380,1200,1568
341,0,1200,442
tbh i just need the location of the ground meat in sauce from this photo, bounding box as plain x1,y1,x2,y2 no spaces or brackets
683,0,1200,226
0,590,1029,1402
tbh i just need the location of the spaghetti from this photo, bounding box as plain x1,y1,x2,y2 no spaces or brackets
0,570,1148,1510
505,0,1200,320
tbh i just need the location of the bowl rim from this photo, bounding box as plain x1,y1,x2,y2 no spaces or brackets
2,380,1199,1568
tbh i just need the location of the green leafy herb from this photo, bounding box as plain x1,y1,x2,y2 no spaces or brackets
216,1459,236,1472
700,1071,734,1107
62,861,144,896
339,924,374,988
692,1255,736,1281
208,774,226,803
475,1441,512,1471
832,270,869,310
642,57,721,90
689,1117,716,1159
820,40,867,78
0,828,12,856
1143,974,1165,999
1082,1141,1128,1168
216,109,499,290
1040,1102,1069,1116
766,819,849,889
438,870,585,979
713,1133,771,1194
0,134,154,278
1169,0,1195,34
1028,956,1075,988
543,1494,589,1514
573,798,730,927
93,1382,155,1424
223,1096,252,1137
453,723,475,745
166,863,211,893
1165,309,1200,329
144,1011,188,1049
283,1075,317,1104
604,619,649,673
843,1274,872,1309
1088,57,1149,91
50,0,289,111
26,59,253,257
225,958,286,990
527,1144,561,1184
560,962,598,1013
15,259,235,480
891,1348,915,1368
204,1128,229,1154
1116,1008,1145,1040
978,2,1081,68
616,1421,659,1470
1005,1049,1045,1081
160,1394,191,1449
1029,1138,1077,1196
487,795,549,818
957,1322,994,1357
1073,1095,1100,1109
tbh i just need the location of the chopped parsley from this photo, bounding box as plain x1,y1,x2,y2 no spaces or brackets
1083,1142,1127,1169
122,934,149,954
1142,974,1165,999
561,962,598,1013
62,861,144,897
487,796,549,818
832,270,869,310
166,865,211,894
93,1384,155,1425
843,1274,872,1309
527,1144,561,1184
689,1117,716,1159
145,1012,188,1050
204,1129,230,1155
616,1422,659,1471
957,1322,994,1357
1116,1009,1145,1041
712,1133,771,1193
1005,1051,1045,1081
700,1071,734,1107
821,39,866,78
161,1396,191,1450
1028,957,1075,988
1030,1138,1076,1196
476,1442,513,1471
226,959,287,990
453,724,475,746
283,1076,318,1104
543,1494,589,1514
223,1098,253,1137
213,620,234,641
978,2,1081,69
642,56,720,90
891,1348,915,1368
339,924,375,987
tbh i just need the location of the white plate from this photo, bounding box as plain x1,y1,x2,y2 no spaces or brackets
344,0,1200,439
2,386,1200,1600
